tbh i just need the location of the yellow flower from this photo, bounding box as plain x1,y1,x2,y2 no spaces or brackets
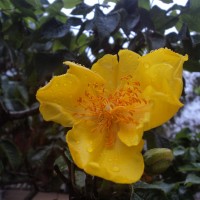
36,48,188,184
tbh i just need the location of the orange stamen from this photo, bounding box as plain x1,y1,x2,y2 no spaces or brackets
73,76,149,147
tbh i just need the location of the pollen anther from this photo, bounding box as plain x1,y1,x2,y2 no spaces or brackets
74,78,149,147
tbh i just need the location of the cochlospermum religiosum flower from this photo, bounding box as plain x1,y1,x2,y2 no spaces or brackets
36,48,188,184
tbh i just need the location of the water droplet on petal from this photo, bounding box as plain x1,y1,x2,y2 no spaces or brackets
87,147,93,153
145,64,150,69
112,166,120,172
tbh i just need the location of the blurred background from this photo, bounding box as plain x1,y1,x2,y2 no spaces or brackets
0,0,200,199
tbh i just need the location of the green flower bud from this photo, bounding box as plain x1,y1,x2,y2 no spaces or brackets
144,148,174,175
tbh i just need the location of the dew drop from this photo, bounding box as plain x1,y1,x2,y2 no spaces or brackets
87,147,93,153
112,166,120,172
144,64,149,69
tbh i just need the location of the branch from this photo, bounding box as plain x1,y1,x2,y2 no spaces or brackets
9,106,39,119
0,101,39,126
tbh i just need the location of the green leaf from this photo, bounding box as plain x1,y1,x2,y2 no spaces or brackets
150,6,179,33
132,188,168,200
185,174,200,186
0,139,21,169
46,0,64,16
67,17,82,26
63,0,82,9
103,0,119,3
175,128,191,140
0,0,14,11
185,147,199,162
173,146,185,156
146,31,166,50
192,34,200,45
181,0,200,32
64,148,73,163
94,7,120,40
179,163,200,172
30,145,54,164
26,0,43,10
26,52,66,79
71,2,93,16
2,88,29,111
184,59,200,72
54,155,68,172
159,0,173,3
10,0,33,9
179,24,193,55
121,13,140,36
138,0,150,10
10,0,36,19
1,76,29,111
128,32,145,52
192,43,200,60
39,18,70,39
144,127,171,149
133,181,174,194
75,170,86,188
131,192,143,200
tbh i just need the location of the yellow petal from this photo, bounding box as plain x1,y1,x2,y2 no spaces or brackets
118,123,144,147
64,61,105,88
92,49,140,91
118,49,141,78
134,48,187,130
91,54,119,91
139,48,188,98
141,48,188,75
67,121,144,184
137,62,182,100
36,62,105,127
143,85,183,130
138,48,188,98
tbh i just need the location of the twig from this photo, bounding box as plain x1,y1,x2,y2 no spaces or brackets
60,150,81,199
9,106,39,119
0,101,39,126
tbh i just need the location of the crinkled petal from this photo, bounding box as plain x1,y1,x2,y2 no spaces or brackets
139,48,188,98
67,121,144,184
134,48,187,130
143,85,183,130
141,48,188,78
36,62,105,127
118,123,144,147
92,50,140,91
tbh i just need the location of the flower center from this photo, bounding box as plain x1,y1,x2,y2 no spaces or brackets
74,75,149,147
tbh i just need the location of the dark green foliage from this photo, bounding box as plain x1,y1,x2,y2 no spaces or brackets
0,0,200,198
0,139,21,170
